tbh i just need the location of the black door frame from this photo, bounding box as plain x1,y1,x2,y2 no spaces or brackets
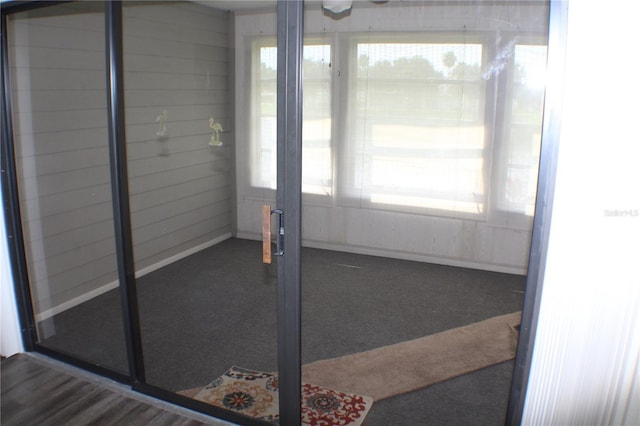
0,0,567,425
276,0,304,424
104,0,146,387
505,1,567,424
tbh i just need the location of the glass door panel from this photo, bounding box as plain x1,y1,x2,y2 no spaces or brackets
6,2,128,374
122,1,280,420
301,1,548,424
3,1,552,423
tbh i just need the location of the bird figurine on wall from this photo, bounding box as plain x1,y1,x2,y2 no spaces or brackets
209,117,223,146
156,109,168,137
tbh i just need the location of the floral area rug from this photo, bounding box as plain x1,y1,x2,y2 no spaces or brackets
193,366,373,425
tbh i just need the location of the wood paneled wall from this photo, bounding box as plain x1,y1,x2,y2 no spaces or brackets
8,2,233,318
9,3,117,316
123,3,233,272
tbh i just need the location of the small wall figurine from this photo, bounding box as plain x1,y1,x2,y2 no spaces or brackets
209,117,223,146
156,109,168,137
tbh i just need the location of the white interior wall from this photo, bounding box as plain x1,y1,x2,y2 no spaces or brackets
1,184,24,357
234,3,549,274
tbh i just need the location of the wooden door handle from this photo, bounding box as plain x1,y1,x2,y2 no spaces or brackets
262,205,272,264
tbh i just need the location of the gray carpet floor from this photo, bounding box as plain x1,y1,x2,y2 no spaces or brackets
38,237,525,425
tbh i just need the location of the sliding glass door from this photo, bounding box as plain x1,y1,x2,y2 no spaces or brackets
120,1,284,423
298,1,549,424
5,2,129,375
4,0,286,423
3,0,553,424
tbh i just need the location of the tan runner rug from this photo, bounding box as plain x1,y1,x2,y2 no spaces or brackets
301,311,521,401
179,311,521,402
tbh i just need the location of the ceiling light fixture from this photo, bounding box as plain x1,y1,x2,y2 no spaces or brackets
322,0,353,15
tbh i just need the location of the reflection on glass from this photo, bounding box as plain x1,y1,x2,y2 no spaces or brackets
7,2,127,373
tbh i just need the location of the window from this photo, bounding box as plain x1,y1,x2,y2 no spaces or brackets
250,40,332,196
341,39,486,215
496,44,547,217
250,41,277,190
247,34,547,222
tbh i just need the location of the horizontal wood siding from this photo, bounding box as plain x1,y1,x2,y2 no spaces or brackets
9,2,233,315
9,3,118,314
123,3,233,272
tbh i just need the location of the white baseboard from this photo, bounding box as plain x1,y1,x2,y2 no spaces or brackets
303,239,527,275
35,280,120,323
236,231,526,275
134,233,232,278
36,230,523,322
35,233,233,322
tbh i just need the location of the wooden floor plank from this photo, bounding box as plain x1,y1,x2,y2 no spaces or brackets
1,354,232,426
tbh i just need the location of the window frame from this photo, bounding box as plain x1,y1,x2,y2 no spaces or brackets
335,31,495,221
244,31,548,226
488,34,549,230
245,35,336,207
